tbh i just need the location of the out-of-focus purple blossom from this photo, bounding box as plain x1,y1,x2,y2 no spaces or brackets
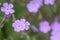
32,0,43,8
1,2,15,16
32,27,38,32
27,0,43,13
25,21,30,30
12,18,30,32
39,21,51,34
51,31,60,36
51,19,60,32
50,17,60,40
50,31,60,40
27,2,39,13
50,34,60,40
44,0,55,5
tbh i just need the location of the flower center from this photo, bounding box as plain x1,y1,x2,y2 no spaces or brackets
6,7,9,11
7,8,8,10
43,26,47,29
32,6,34,9
18,25,22,29
48,0,50,1
18,25,20,27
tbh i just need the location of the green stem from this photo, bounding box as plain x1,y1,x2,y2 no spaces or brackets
12,14,16,21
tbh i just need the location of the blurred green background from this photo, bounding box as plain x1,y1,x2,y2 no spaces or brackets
0,0,60,40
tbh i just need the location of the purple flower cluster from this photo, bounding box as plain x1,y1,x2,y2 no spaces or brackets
1,2,15,17
27,0,55,13
50,19,60,40
39,18,60,40
12,18,30,32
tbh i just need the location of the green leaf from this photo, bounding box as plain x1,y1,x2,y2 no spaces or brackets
57,0,60,14
3,17,21,40
40,5,53,14
0,12,4,23
0,0,5,3
40,6,54,22
0,29,4,40
13,1,26,19
36,33,50,40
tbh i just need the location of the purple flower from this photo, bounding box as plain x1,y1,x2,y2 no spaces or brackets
51,31,60,36
1,2,15,16
44,0,55,5
50,17,60,40
25,21,30,30
50,31,60,40
51,20,60,32
12,20,24,32
32,0,43,8
27,0,43,13
39,21,51,34
32,26,38,32
12,18,30,32
27,1,39,13
50,35,60,40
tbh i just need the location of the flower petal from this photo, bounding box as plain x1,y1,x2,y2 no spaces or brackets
1,7,5,12
9,3,14,8
9,9,15,14
3,2,8,7
5,11,9,15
